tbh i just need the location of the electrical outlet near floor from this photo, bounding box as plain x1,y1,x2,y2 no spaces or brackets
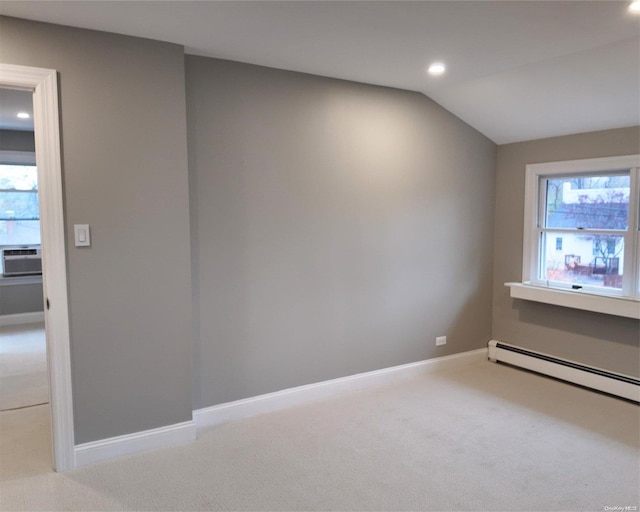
435,336,447,346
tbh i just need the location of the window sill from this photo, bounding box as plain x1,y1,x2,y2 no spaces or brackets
0,274,43,287
505,282,640,319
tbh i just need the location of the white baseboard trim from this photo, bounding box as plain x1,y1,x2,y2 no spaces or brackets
72,349,487,468
0,311,45,327
194,348,487,431
74,420,196,468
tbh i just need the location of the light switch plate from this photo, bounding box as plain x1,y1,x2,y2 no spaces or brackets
74,224,91,247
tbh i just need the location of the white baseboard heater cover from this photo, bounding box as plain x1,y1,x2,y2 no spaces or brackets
488,340,640,403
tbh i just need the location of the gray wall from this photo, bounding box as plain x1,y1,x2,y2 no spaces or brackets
493,126,640,377
0,129,35,152
186,56,497,409
0,281,43,315
0,17,194,444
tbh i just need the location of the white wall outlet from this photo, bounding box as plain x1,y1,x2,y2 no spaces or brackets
436,336,447,346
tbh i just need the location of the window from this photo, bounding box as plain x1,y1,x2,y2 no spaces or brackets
592,238,617,257
555,237,563,251
522,154,640,301
0,164,40,247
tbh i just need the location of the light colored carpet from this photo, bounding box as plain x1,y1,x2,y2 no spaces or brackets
0,323,49,411
1,360,638,511
0,403,52,480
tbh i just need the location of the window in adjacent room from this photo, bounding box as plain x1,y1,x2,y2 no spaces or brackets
523,154,640,299
0,163,40,246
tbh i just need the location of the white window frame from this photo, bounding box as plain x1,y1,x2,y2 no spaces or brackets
507,154,640,319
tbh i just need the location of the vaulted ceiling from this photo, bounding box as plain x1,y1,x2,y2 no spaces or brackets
1,1,639,144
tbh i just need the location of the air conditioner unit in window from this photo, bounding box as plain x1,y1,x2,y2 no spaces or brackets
2,247,42,276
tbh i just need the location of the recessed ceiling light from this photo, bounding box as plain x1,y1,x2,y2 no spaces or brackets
629,1,640,13
428,62,446,76
16,112,30,119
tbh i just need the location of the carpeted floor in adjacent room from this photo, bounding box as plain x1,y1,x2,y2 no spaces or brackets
0,322,48,412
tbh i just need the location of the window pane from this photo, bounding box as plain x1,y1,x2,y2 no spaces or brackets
541,232,624,289
0,165,38,190
545,174,630,230
0,164,40,246
0,191,39,220
0,220,41,246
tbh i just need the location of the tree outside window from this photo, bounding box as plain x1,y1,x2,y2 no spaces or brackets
0,164,40,247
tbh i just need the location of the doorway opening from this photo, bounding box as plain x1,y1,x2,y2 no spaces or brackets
0,89,51,474
0,64,74,472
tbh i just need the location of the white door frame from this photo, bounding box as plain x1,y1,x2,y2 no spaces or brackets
0,63,74,471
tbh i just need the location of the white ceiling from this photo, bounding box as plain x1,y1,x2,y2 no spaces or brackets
0,88,34,131
1,1,639,144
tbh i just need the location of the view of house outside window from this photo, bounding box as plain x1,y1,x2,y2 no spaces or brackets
0,164,40,247
541,174,630,290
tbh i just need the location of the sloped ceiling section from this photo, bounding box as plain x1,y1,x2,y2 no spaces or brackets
0,1,638,143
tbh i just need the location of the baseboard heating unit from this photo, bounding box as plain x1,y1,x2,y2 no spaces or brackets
488,340,639,403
